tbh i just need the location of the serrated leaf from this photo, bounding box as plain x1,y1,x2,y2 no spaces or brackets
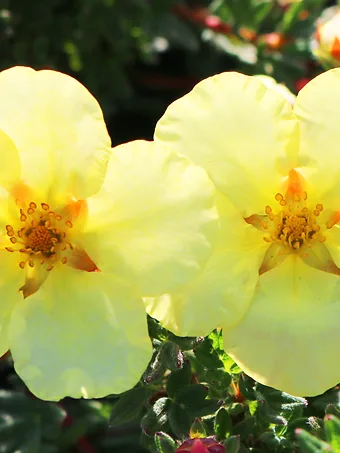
256,384,308,410
324,414,340,452
168,333,203,351
194,338,224,369
168,402,192,439
214,407,232,440
311,388,340,412
141,397,170,436
238,374,256,400
206,368,232,398
110,386,148,426
175,384,221,417
223,435,240,453
295,428,333,453
160,341,183,372
154,431,176,453
166,360,191,399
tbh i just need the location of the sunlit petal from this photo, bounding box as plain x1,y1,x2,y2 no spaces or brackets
9,267,152,401
0,66,111,202
223,256,340,396
155,72,299,216
146,192,266,336
83,140,219,295
294,68,340,209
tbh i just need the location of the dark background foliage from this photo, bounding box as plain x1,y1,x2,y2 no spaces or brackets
0,1,339,452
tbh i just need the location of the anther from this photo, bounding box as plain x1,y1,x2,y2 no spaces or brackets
41,203,50,210
27,208,34,215
10,237,17,244
313,209,320,216
280,200,287,207
46,264,53,271
316,204,323,211
65,220,73,228
5,247,13,252
7,230,14,237
19,261,25,269
20,213,27,222
29,202,37,209
303,191,307,200
28,260,35,267
275,193,283,202
6,225,13,232
55,215,62,221
61,257,67,264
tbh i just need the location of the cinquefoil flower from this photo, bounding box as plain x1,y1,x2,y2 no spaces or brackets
146,69,340,396
0,67,218,400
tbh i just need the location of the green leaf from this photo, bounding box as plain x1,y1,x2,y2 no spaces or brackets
0,390,65,453
326,405,340,418
176,384,221,417
238,374,256,400
206,368,232,398
110,386,149,426
194,337,224,369
279,2,305,33
223,435,241,453
311,388,340,412
154,431,177,453
141,398,170,436
168,402,192,439
295,428,333,453
214,407,232,440
256,384,308,410
159,341,184,372
324,414,340,452
166,360,191,399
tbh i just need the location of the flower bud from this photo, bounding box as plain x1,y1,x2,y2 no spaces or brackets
176,438,225,453
313,7,340,67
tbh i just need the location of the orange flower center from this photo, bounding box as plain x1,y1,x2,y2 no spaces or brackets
262,191,325,250
5,201,73,271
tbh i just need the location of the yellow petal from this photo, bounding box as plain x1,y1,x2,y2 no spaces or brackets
0,130,21,189
324,224,340,268
254,75,296,106
145,192,267,336
83,140,219,295
294,69,340,209
0,251,23,357
9,267,152,401
155,72,299,216
223,255,340,396
0,66,111,202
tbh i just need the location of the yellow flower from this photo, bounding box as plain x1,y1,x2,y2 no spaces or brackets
253,75,296,106
313,7,340,68
0,67,218,401
146,69,340,396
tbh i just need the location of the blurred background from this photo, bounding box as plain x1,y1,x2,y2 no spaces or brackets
0,0,338,147
0,0,340,452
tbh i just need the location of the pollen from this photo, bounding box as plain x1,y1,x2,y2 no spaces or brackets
263,194,325,250
5,200,74,271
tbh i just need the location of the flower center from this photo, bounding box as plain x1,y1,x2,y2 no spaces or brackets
5,201,73,271
262,192,325,250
